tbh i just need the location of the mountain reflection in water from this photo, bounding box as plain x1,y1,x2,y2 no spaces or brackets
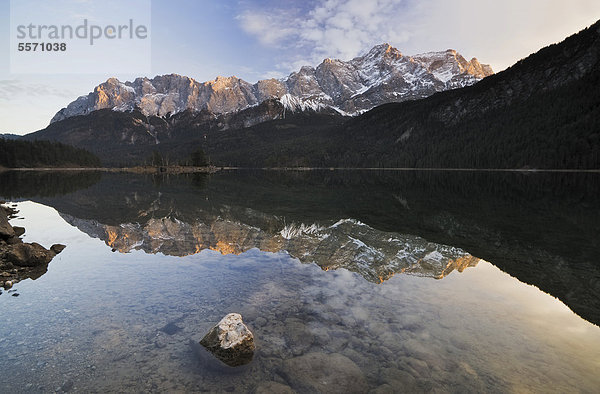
1,169,599,327
61,214,481,283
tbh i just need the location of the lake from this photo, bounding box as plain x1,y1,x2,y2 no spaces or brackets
0,170,599,393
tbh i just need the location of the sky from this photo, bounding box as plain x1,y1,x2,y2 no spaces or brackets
1,0,600,135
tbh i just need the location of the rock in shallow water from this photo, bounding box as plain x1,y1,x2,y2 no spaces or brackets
200,313,255,367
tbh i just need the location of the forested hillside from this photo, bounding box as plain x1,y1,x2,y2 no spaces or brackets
0,138,101,168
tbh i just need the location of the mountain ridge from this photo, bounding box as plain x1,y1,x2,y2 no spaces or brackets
50,44,493,123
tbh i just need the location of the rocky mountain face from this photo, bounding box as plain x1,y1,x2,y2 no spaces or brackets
51,44,492,123
412,50,493,89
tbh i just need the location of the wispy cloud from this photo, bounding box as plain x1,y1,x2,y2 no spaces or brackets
237,0,412,70
237,0,600,74
236,9,299,46
259,70,287,80
0,80,78,101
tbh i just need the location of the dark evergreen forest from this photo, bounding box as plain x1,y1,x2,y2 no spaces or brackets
0,138,101,168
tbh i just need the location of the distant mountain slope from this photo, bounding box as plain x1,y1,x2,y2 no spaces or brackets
327,20,600,169
50,44,492,123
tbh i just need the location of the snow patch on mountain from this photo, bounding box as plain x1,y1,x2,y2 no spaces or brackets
279,94,327,113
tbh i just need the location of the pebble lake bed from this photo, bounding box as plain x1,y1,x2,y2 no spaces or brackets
0,170,599,393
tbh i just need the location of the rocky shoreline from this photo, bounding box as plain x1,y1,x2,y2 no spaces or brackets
0,202,65,291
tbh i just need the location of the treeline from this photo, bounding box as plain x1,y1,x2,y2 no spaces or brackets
148,147,209,167
0,138,101,168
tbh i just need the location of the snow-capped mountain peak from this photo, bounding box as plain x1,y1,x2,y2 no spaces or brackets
362,43,402,59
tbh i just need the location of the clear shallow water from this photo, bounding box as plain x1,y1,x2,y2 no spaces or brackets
1,171,600,393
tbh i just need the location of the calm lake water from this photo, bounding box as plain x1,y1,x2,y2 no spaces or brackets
0,170,599,393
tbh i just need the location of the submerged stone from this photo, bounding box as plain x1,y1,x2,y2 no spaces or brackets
200,313,255,367
280,352,368,393
160,321,182,335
